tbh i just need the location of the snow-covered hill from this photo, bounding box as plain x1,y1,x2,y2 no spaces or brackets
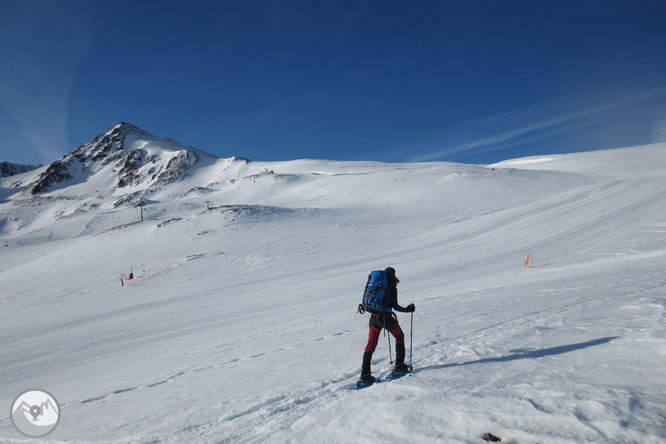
0,162,41,178
1,128,665,443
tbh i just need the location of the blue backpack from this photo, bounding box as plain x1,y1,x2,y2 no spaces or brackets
360,270,392,313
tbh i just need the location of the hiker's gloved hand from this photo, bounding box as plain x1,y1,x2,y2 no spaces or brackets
407,303,415,312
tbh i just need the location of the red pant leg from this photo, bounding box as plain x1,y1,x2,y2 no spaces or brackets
388,324,405,345
364,327,382,353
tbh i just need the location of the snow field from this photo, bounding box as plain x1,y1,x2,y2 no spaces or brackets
0,143,665,443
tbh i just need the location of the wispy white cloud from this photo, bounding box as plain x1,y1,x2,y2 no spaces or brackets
411,88,666,162
651,112,666,143
0,1,92,162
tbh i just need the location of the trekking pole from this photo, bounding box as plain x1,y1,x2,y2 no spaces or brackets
409,312,413,374
384,316,393,364
387,334,393,364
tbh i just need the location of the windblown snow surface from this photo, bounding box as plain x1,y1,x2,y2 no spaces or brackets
1,143,665,443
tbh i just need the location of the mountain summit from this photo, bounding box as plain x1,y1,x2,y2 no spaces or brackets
23,123,218,200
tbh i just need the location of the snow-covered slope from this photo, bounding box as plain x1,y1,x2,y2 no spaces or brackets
1,134,665,444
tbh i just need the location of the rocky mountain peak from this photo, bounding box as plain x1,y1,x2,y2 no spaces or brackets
23,123,215,198
70,122,153,166
110,122,153,136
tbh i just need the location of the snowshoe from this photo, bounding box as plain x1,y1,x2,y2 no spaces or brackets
356,373,376,387
393,363,409,373
387,364,411,379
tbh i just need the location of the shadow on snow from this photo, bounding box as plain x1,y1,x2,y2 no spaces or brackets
415,336,620,374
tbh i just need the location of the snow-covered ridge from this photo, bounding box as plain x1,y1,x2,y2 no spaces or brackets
489,142,666,179
0,161,42,178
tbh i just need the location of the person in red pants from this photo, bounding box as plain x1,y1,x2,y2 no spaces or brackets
360,267,415,384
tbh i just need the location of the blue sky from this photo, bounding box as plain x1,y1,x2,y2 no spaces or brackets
1,0,666,165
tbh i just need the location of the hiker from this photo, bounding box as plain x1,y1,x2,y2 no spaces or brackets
359,267,415,384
